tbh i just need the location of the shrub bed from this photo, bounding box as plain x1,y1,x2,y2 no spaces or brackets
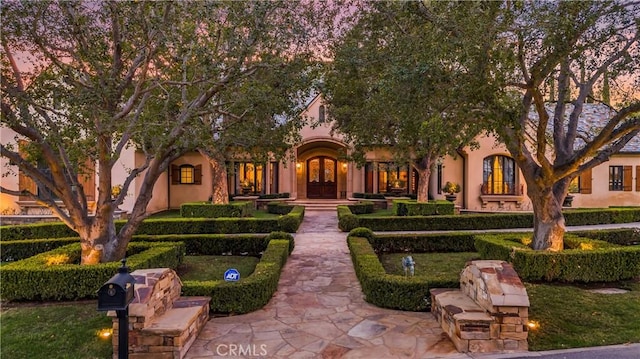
475,233,640,282
180,201,253,218
0,206,306,241
267,201,294,215
258,192,290,199
0,242,185,302
181,239,290,314
347,201,375,215
571,228,640,246
347,228,469,311
392,200,454,216
337,206,640,232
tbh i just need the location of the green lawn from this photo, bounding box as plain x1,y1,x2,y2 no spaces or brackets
0,302,112,359
380,252,480,280
380,251,640,350
177,255,260,282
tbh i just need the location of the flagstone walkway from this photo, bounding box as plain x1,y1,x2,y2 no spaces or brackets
184,211,463,359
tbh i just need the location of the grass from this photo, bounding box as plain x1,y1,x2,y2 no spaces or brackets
177,255,260,282
0,302,113,359
379,252,480,280
526,280,640,350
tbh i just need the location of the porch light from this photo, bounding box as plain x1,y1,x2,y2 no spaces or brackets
296,162,301,170
342,163,347,170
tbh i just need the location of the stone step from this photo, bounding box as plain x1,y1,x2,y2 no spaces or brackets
136,296,210,359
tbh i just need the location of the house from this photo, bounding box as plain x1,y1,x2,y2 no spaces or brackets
1,97,638,217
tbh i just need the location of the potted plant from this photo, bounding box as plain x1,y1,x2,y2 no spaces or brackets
240,178,252,195
442,181,460,202
563,180,579,207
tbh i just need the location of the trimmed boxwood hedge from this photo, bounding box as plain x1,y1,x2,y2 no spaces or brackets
337,206,640,232
474,233,640,282
0,241,185,302
571,228,640,246
348,235,457,311
0,206,306,241
392,200,454,216
180,201,253,218
347,201,374,215
181,239,290,314
267,201,294,215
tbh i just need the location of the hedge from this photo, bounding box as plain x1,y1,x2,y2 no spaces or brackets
347,235,457,311
337,206,640,232
571,228,640,246
267,201,294,215
181,239,290,314
0,241,185,302
0,206,306,241
258,192,290,200
347,201,374,215
371,233,476,253
1,231,296,262
180,201,253,218
392,200,454,216
475,233,640,282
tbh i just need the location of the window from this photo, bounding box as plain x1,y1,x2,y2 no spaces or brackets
482,155,516,195
230,162,265,195
378,163,408,193
609,165,632,191
180,165,195,184
318,105,325,123
364,162,374,193
171,164,202,185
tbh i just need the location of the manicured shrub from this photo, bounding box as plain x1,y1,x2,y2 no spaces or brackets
347,201,374,215
371,233,476,253
348,227,375,241
264,231,295,253
347,236,456,311
180,201,253,218
0,242,185,302
258,193,290,199
337,206,358,231
181,239,290,314
475,233,640,282
1,237,79,262
571,228,640,246
392,200,454,216
352,192,386,199
267,201,294,215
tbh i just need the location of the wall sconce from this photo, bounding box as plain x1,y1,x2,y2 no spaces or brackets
296,162,301,170
342,163,347,171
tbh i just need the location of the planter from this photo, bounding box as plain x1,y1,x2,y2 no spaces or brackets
563,195,574,207
445,194,457,202
241,187,252,195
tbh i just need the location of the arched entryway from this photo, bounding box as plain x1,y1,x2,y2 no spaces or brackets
307,156,337,199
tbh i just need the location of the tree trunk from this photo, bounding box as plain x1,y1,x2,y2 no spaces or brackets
529,186,565,251
79,211,119,264
199,150,229,204
415,156,432,203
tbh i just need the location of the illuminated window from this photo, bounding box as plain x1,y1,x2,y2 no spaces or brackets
482,155,515,195
180,165,195,184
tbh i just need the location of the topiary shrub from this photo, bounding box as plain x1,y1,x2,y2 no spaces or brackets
0,241,185,302
180,201,253,218
348,227,375,241
347,201,374,215
475,233,640,282
337,206,359,231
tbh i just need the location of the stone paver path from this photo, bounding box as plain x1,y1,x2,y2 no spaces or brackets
185,211,463,359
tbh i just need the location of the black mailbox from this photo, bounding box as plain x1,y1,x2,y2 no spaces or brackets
97,259,136,311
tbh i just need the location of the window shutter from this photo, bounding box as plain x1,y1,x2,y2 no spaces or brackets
171,165,180,185
194,164,202,185
623,166,632,191
637,166,640,192
579,168,592,194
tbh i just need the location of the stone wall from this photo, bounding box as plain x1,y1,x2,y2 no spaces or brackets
431,260,530,353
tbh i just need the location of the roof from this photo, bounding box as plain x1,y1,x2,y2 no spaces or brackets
529,102,640,153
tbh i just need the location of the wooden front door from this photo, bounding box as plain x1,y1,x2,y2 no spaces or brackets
307,156,337,199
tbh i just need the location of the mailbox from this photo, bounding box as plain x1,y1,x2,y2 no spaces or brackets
97,259,135,311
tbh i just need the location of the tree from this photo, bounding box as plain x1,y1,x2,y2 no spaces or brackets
486,1,640,250
1,1,332,263
323,2,508,202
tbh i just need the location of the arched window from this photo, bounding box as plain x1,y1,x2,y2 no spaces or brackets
318,105,325,123
482,155,516,195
